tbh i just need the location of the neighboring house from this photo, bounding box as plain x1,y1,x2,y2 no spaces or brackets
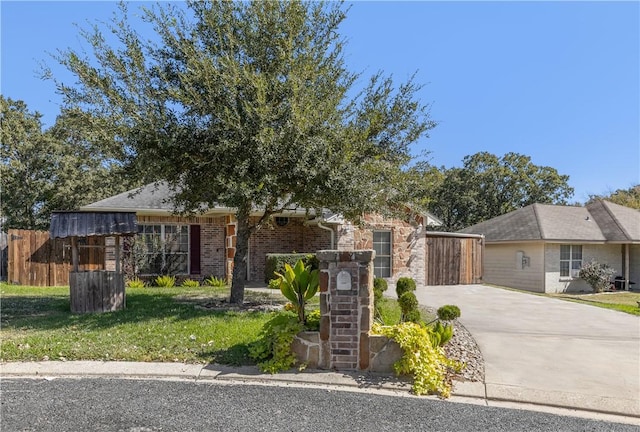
459,200,640,293
82,182,446,286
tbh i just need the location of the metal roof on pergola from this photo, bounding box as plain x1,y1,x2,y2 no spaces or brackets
49,211,137,239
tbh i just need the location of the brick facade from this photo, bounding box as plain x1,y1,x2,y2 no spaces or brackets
248,217,332,281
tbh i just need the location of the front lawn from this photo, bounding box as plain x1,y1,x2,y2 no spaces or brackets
0,284,286,365
550,291,640,316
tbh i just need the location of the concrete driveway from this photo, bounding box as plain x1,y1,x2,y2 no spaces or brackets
416,284,640,417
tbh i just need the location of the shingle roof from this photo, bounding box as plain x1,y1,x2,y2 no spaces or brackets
82,183,180,213
459,201,640,243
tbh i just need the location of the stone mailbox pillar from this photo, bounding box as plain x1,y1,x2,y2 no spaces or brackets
316,250,375,370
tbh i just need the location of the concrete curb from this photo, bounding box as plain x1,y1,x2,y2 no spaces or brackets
2,361,639,426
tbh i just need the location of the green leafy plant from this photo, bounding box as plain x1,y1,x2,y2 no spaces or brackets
437,305,461,321
398,291,420,323
579,260,616,293
428,321,454,347
153,275,176,288
373,322,463,398
275,259,319,324
373,277,388,319
125,278,146,288
268,278,280,290
181,279,200,288
305,309,321,331
204,276,227,287
396,277,416,298
264,253,318,283
248,312,303,373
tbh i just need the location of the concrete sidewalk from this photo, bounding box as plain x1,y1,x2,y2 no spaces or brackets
415,284,640,422
1,360,638,426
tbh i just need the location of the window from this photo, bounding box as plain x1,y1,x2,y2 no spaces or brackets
137,224,189,275
373,230,392,278
560,245,582,278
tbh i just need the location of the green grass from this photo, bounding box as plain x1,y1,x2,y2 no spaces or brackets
376,297,435,325
0,284,287,365
549,291,640,316
0,284,437,365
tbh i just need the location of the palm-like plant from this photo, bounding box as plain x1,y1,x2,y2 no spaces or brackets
275,260,319,324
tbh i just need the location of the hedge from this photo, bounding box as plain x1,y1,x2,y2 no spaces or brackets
264,253,319,283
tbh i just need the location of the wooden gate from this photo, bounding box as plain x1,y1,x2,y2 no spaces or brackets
426,233,483,285
7,229,105,286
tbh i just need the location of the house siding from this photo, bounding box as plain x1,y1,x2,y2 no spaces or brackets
544,243,621,293
482,243,545,292
248,217,332,282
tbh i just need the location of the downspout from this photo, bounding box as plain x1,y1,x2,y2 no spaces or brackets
317,221,335,250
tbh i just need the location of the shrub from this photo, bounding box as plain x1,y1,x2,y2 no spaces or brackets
396,277,416,298
373,322,463,397
181,278,200,288
579,260,615,293
154,275,176,288
268,278,281,290
403,309,422,323
249,312,303,374
373,277,388,293
264,253,318,283
373,277,388,319
437,305,461,321
398,291,419,323
305,309,321,331
275,260,319,324
126,278,146,288
204,276,227,287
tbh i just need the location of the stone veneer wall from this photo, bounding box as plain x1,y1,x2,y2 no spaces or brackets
336,214,426,287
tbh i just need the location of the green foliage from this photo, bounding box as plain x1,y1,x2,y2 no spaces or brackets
125,278,146,289
579,260,616,293
437,305,461,321
373,322,462,398
587,185,640,209
265,254,318,283
248,312,303,374
398,291,418,313
53,0,435,305
374,277,388,292
0,96,138,230
181,279,200,288
153,275,176,288
428,321,454,347
203,276,227,288
268,278,281,290
396,277,417,298
426,152,574,230
305,309,321,331
403,309,422,324
275,260,319,324
373,277,388,319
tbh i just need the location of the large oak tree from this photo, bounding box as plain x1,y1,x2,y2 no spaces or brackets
53,1,435,303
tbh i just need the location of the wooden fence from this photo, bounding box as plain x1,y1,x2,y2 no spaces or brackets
7,229,105,286
426,234,483,285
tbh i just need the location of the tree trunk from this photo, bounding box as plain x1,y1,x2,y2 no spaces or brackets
229,204,252,305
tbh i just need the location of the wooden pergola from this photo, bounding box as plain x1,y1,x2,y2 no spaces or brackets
50,211,137,313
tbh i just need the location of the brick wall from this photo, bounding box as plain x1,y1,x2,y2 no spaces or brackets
248,217,332,281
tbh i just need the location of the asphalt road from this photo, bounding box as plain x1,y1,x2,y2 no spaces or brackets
1,378,636,432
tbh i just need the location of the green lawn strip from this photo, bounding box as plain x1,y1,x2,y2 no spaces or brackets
0,284,280,364
550,292,640,316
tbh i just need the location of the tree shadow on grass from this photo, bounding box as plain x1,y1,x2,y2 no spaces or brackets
198,342,256,367
0,292,272,332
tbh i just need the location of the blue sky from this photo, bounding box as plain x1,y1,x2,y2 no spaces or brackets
1,1,639,204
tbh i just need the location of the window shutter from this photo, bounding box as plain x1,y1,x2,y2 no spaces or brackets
190,225,201,275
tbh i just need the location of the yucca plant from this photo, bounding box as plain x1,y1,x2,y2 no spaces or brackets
204,275,227,287
275,259,319,324
126,278,146,288
181,278,200,288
